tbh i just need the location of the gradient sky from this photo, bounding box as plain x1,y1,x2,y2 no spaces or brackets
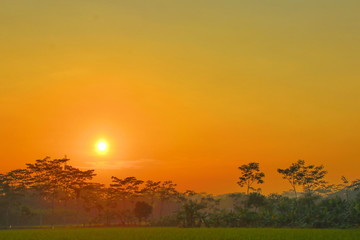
1,0,360,194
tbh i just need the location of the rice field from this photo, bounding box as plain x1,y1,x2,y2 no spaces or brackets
0,227,359,240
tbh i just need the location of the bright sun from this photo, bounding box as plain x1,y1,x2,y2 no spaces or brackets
96,141,108,154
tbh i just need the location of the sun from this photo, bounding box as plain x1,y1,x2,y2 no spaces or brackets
96,140,108,154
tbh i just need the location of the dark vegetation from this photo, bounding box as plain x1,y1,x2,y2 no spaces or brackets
0,157,359,228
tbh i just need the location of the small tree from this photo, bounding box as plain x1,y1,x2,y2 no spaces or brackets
177,191,218,227
134,201,152,223
237,162,265,194
247,192,267,210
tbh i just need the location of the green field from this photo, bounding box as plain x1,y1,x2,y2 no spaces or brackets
0,228,359,240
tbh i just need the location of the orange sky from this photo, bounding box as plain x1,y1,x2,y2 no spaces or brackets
1,1,360,194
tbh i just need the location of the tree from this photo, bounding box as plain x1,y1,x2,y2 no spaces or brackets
277,160,305,198
62,165,96,201
237,162,265,194
79,182,106,222
25,157,96,225
134,201,152,222
0,169,30,227
25,157,69,203
278,160,327,196
246,192,267,210
110,176,144,200
110,176,144,224
301,162,327,194
177,191,218,227
157,181,178,217
142,180,161,207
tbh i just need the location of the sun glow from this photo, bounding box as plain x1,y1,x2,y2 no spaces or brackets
96,140,108,154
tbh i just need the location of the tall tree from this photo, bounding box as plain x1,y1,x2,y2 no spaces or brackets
110,176,144,224
278,160,327,196
62,165,96,201
277,160,305,198
301,162,327,194
25,157,96,225
157,181,178,217
237,162,265,194
110,176,144,200
0,169,30,227
142,180,161,207
25,157,69,202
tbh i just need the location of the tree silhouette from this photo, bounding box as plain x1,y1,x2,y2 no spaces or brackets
177,191,218,227
0,156,359,228
278,160,327,197
134,201,152,222
110,176,144,200
157,181,178,217
0,169,29,227
237,162,265,194
300,161,327,195
277,160,305,198
110,176,144,224
142,180,161,207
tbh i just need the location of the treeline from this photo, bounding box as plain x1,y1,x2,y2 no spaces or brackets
0,157,359,228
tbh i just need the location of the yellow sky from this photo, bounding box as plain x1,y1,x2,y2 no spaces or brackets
1,0,360,194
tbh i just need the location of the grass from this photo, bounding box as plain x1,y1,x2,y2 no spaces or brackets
0,227,359,240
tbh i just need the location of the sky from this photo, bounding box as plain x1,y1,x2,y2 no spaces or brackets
1,0,360,194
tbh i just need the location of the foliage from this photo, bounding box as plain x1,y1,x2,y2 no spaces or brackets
278,160,328,197
237,162,265,194
0,158,359,229
134,201,152,222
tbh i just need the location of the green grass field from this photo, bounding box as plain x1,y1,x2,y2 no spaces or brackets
0,228,359,240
